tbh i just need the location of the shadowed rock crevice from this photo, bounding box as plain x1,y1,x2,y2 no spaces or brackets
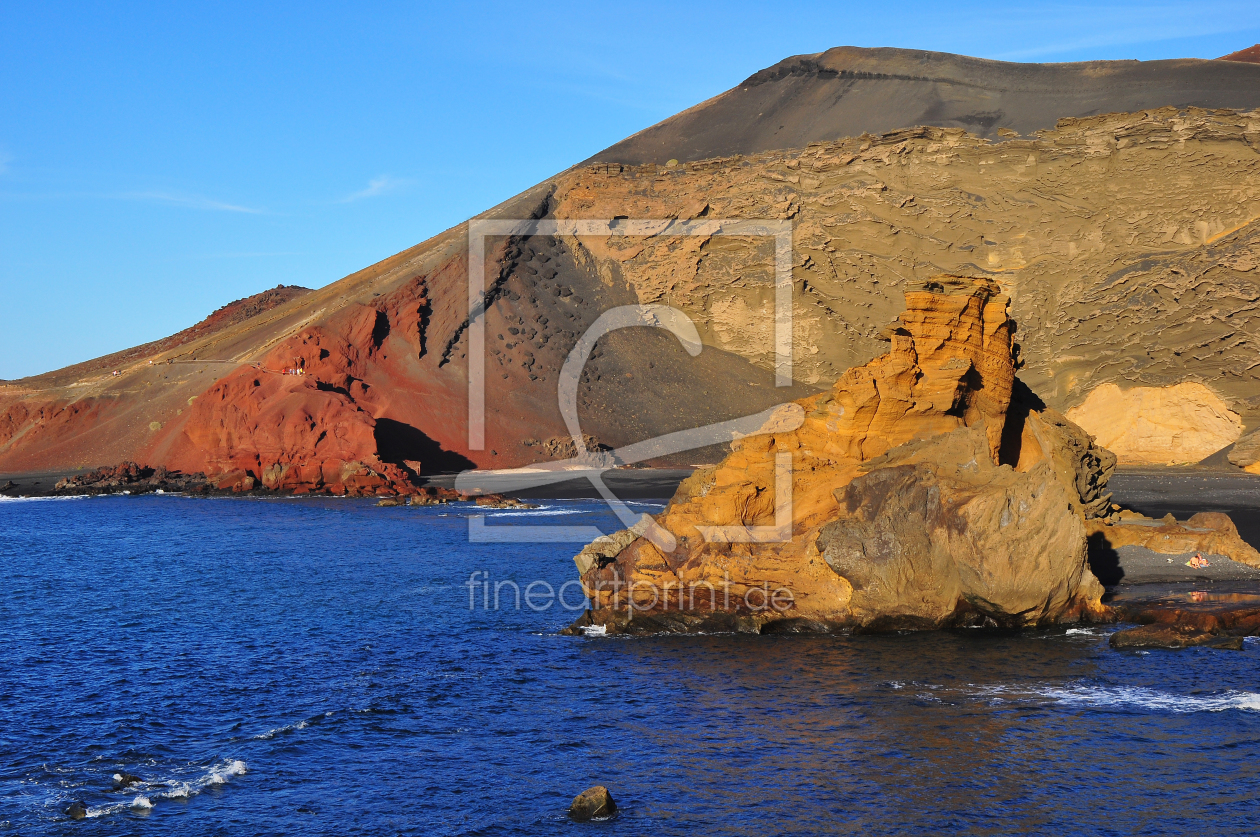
1087,531,1125,586
373,418,475,474
998,379,1046,467
370,310,390,349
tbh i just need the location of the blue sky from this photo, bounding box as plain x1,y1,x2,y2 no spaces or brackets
2,1,1258,379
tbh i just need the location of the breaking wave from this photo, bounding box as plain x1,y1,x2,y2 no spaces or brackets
83,760,247,818
252,710,333,740
974,684,1260,714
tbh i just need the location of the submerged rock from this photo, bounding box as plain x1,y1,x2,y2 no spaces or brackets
1110,625,1245,650
568,277,1113,635
64,800,88,820
569,785,616,821
112,771,143,790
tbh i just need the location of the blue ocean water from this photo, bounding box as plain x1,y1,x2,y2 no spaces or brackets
2,494,1260,835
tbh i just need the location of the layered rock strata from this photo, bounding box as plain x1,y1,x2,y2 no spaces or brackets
567,277,1115,634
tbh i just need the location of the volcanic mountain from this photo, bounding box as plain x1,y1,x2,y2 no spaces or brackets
3,47,1260,492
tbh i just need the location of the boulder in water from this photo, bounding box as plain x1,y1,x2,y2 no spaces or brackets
472,494,538,509
64,800,88,820
569,785,616,821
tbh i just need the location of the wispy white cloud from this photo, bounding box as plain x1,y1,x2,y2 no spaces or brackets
119,190,265,214
339,175,408,203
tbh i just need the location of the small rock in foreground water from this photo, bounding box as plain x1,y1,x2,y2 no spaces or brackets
569,785,616,821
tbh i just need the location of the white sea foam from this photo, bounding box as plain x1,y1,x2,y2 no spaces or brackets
1064,628,1102,636
976,684,1260,713
252,713,324,740
469,507,576,518
83,759,247,818
0,494,90,502
580,624,608,637
206,760,247,785
85,801,131,818
161,782,192,800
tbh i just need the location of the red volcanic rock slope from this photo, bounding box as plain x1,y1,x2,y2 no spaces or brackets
0,184,809,492
1220,45,1260,64
0,230,489,492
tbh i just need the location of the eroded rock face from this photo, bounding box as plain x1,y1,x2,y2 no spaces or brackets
819,428,1099,629
1065,382,1243,465
570,278,1110,633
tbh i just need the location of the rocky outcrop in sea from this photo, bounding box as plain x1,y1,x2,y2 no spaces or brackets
566,277,1119,634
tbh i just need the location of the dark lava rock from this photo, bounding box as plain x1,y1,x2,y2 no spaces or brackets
0,480,16,492
112,771,143,790
1110,624,1245,650
473,494,539,509
53,462,210,496
569,785,616,821
65,800,88,820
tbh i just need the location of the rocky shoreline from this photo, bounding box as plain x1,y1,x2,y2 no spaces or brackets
0,461,528,506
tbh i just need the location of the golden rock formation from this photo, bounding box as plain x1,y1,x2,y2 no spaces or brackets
568,278,1115,634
